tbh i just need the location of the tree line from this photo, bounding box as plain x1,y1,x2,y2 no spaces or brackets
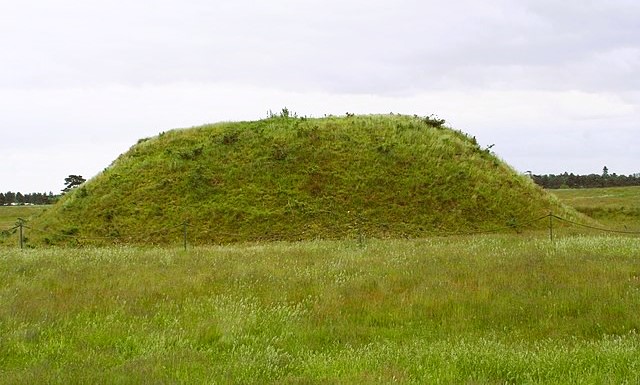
0,191,57,206
1,175,86,206
532,167,640,189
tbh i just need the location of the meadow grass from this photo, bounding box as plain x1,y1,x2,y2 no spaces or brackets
552,186,640,230
0,206,46,229
2,234,640,383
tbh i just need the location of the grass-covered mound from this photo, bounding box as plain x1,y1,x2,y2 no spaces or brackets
31,114,575,245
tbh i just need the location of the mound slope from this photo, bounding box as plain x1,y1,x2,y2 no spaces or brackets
32,114,574,245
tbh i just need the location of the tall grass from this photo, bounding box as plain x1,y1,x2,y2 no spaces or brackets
2,235,639,383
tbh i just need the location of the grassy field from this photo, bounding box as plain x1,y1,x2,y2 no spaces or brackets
1,187,639,382
0,206,47,249
551,186,640,230
0,205,46,229
1,235,640,383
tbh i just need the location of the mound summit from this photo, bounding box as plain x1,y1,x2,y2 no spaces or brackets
33,114,572,245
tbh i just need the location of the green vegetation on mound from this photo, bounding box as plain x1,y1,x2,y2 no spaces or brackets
30,114,576,245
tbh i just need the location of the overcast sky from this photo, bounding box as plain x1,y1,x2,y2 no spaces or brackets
1,0,638,193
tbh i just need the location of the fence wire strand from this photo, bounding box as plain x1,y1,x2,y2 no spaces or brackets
435,214,552,237
24,225,117,241
23,223,185,243
4,212,638,248
1,225,19,232
551,214,640,235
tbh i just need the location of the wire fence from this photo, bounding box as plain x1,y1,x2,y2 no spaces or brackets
550,214,640,235
1,212,639,250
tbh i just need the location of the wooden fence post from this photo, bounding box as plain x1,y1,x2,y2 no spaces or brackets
183,222,188,251
17,218,24,250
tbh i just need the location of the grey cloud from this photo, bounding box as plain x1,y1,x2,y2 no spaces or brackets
1,0,639,94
